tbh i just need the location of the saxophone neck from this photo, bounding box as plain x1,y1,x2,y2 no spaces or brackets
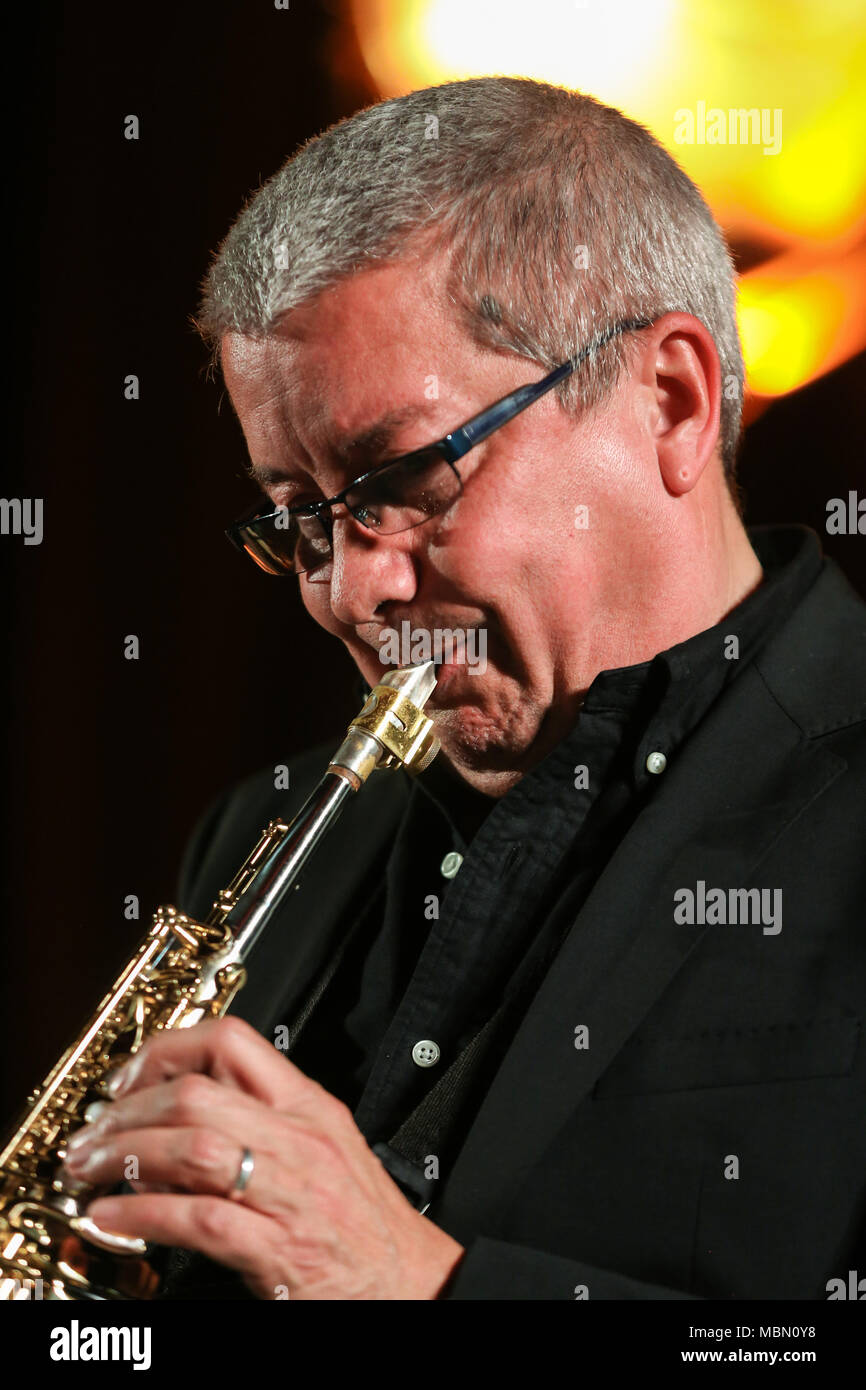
214,662,441,958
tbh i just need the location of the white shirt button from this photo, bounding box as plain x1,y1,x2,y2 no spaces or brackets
646,750,667,775
440,851,463,879
412,1039,441,1068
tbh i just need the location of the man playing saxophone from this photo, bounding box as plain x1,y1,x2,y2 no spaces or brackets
59,76,866,1301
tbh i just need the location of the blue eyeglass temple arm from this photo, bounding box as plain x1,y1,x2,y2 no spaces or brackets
230,315,654,541
442,317,653,462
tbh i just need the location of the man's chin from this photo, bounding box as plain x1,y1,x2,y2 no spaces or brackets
429,697,536,774
363,658,538,773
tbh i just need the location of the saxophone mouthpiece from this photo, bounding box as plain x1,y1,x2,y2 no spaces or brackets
330,661,441,783
377,659,439,709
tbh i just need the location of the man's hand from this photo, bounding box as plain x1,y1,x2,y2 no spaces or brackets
61,1017,465,1300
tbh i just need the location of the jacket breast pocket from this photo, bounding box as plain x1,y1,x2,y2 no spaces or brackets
593,1015,860,1097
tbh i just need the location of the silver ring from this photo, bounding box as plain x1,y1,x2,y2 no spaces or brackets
228,1147,255,1202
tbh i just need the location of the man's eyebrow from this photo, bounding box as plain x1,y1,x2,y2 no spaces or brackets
330,406,436,459
245,405,437,489
245,462,298,488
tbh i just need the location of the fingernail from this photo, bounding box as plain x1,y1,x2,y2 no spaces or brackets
106,1067,129,1097
83,1101,109,1125
67,1125,100,1152
65,1144,104,1174
74,1146,106,1174
86,1199,122,1224
106,1055,142,1097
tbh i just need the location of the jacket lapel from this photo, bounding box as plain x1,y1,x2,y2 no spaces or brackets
433,664,846,1242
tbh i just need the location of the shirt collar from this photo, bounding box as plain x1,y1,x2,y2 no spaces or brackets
610,523,824,785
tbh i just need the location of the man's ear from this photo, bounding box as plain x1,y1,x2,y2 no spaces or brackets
640,313,722,496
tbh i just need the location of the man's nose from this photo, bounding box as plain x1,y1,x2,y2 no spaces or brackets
327,510,419,629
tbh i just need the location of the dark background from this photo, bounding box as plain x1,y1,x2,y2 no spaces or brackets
2,1,864,1120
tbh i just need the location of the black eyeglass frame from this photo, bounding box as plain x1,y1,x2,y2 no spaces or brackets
225,315,654,576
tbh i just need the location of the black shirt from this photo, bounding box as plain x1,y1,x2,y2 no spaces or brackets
287,525,824,1196
163,523,826,1295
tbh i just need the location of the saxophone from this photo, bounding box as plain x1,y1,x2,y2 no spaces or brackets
0,662,440,1301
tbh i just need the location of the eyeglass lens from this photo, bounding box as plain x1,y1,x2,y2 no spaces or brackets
240,447,461,575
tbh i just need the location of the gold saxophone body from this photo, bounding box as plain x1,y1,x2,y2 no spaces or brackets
0,663,439,1301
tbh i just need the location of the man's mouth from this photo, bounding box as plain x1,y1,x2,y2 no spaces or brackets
426,657,488,709
369,618,489,681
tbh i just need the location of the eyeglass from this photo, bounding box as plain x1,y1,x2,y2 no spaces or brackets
225,316,653,577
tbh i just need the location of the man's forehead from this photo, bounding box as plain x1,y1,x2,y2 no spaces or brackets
223,321,471,457
222,330,443,444
223,250,455,375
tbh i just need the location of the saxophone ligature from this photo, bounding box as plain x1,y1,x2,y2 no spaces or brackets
0,661,440,1301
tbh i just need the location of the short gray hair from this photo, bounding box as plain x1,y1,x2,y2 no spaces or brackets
196,76,745,485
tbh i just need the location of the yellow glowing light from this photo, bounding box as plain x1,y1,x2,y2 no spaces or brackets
348,0,866,400
739,284,842,395
757,98,866,240
413,0,676,104
738,248,866,396
350,0,866,243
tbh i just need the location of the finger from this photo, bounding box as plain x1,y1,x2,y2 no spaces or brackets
106,1016,309,1107
94,1058,355,1161
73,1074,278,1154
64,1126,285,1206
68,1075,359,1185
85,1192,282,1294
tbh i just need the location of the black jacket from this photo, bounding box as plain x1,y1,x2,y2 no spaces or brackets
176,546,866,1299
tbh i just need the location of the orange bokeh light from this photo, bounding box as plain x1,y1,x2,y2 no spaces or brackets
347,0,866,403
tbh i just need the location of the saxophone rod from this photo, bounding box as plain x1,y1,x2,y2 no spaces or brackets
226,659,439,959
